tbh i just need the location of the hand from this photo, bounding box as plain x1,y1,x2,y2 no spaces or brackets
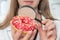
37,19,57,40
11,25,37,40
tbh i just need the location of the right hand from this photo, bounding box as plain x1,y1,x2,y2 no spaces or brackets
11,25,37,40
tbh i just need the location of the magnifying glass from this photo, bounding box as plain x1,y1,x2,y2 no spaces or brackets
18,5,42,23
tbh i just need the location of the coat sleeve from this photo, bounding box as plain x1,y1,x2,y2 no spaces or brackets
54,20,60,40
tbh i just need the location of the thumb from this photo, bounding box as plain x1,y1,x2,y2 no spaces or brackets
37,22,47,40
42,19,49,25
37,22,43,34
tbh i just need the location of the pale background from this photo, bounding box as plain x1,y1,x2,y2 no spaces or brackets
49,0,60,20
0,0,11,23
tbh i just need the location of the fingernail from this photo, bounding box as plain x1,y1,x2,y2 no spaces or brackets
29,31,32,33
34,30,37,32
42,21,44,23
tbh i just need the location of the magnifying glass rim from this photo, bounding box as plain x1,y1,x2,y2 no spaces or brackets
19,5,37,19
19,5,42,23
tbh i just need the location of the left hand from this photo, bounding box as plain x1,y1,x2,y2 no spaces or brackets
10,22,37,40
37,19,57,40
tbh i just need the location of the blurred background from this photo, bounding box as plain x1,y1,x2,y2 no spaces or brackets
0,0,11,23
49,0,60,20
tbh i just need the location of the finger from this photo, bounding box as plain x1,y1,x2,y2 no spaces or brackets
23,31,33,40
11,25,16,37
36,21,42,31
14,30,23,40
47,31,53,38
10,20,16,34
41,19,49,31
45,20,54,27
37,21,46,36
44,20,55,31
36,19,48,39
47,30,56,38
30,30,37,40
42,19,49,25
47,24,56,31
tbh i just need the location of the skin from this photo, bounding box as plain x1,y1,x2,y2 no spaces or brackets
11,0,57,40
12,28,37,40
18,0,40,8
37,19,57,40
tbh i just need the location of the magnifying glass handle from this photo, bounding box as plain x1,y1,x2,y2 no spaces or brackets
35,18,45,25
35,18,42,23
